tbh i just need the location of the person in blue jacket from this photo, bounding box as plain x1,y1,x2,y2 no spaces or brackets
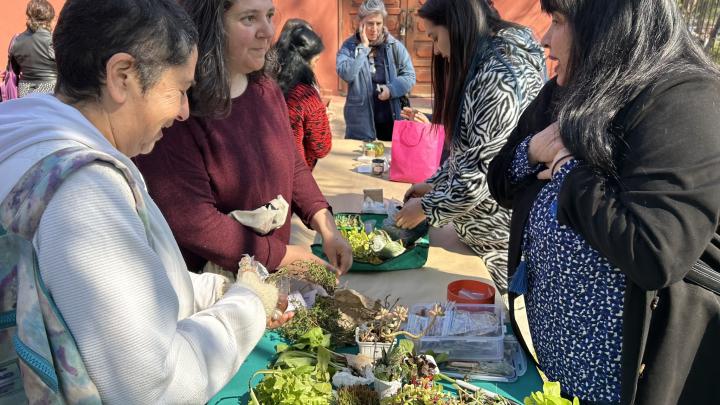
336,0,416,141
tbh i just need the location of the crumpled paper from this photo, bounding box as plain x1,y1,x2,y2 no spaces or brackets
229,194,289,235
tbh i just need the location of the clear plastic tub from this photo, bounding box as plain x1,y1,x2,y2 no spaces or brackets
442,336,527,383
405,298,505,361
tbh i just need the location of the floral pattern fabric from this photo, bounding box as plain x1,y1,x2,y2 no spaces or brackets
0,147,149,404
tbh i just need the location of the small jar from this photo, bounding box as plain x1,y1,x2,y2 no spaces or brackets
364,143,376,158
372,158,385,176
372,141,385,157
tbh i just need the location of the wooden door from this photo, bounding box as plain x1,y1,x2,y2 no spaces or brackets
339,0,433,97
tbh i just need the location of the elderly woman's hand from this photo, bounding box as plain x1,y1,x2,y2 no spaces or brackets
378,85,391,101
267,310,294,329
359,23,370,47
395,198,427,229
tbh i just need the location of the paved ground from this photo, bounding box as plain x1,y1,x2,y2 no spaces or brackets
322,95,539,363
326,95,433,138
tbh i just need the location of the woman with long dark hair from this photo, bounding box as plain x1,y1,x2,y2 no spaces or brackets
271,25,332,169
488,0,720,403
395,0,545,295
135,0,352,276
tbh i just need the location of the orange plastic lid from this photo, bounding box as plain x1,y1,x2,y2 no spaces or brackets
446,279,495,304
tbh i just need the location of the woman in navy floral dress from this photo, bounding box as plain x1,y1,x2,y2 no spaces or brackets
488,0,720,404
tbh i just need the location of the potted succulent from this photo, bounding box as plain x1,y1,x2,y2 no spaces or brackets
355,303,408,360
372,340,413,399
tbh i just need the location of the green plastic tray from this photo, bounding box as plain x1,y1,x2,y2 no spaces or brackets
311,213,429,272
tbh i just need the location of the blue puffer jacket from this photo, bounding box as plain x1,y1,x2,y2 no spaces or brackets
336,32,416,141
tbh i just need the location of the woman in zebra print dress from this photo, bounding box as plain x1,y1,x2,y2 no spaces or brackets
395,0,545,294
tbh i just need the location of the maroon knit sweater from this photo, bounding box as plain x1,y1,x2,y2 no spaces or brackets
135,77,330,272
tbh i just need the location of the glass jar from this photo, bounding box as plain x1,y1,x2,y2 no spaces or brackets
372,158,385,176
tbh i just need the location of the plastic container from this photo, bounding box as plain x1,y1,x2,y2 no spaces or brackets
442,336,527,383
406,298,505,361
447,280,495,304
355,327,394,361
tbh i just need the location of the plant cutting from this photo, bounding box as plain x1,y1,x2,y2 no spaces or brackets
268,260,337,295
523,382,580,405
337,384,380,405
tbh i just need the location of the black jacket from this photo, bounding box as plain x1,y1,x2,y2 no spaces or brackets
488,74,720,404
9,29,57,82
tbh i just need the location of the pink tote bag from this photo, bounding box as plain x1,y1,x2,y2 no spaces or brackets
1,35,19,101
389,120,445,183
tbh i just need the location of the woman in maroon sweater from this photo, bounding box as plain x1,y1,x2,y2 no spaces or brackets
135,0,351,274
269,24,332,170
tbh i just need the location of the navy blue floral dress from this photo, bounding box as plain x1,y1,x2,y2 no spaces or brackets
510,136,626,403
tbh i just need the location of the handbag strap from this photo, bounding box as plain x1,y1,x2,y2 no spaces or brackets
397,122,430,147
686,258,720,295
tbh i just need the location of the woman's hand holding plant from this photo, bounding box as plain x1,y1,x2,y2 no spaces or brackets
312,208,353,275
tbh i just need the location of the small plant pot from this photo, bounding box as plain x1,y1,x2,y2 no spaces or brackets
373,377,402,399
355,327,394,361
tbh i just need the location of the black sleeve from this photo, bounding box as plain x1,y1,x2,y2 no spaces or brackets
557,76,720,290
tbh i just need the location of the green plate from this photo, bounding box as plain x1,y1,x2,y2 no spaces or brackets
311,212,429,272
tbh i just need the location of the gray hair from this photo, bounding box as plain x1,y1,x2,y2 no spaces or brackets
358,0,387,20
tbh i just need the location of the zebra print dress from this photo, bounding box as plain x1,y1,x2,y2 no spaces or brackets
420,27,545,293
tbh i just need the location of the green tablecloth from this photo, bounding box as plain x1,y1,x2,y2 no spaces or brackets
209,331,543,404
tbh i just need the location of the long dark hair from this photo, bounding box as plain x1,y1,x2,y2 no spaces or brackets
272,26,324,96
541,0,720,174
178,0,235,118
418,0,515,139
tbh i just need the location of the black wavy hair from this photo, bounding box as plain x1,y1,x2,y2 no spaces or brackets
53,0,198,103
272,26,324,96
418,0,516,139
541,0,720,174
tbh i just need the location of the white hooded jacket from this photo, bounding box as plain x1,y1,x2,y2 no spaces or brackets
0,94,266,404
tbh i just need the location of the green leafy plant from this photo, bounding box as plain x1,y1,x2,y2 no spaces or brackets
523,382,580,405
335,214,363,230
342,227,383,264
277,295,355,347
250,328,347,405
336,384,380,405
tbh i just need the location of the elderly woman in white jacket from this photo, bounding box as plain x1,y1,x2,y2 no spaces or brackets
0,0,289,403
